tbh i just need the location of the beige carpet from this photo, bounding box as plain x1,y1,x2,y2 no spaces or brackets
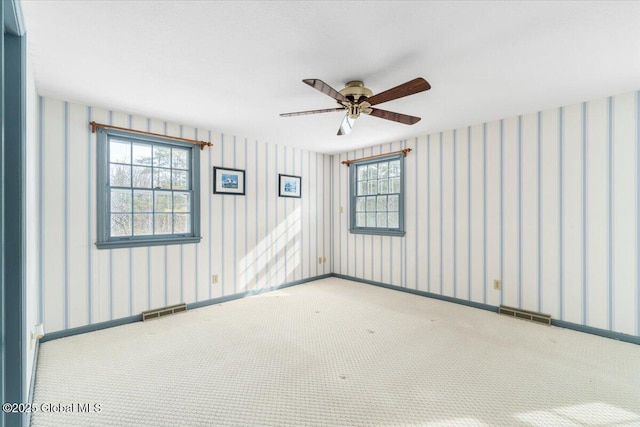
31,278,640,426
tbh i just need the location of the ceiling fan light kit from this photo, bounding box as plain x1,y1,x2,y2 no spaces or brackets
280,77,431,135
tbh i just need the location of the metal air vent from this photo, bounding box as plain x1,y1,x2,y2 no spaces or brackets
499,305,551,325
142,303,187,321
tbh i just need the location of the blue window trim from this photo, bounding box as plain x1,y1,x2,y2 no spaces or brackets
96,127,202,249
349,153,406,237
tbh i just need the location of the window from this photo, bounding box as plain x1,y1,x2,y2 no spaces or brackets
96,127,201,249
350,154,405,236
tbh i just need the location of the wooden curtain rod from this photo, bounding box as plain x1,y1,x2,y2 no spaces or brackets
90,121,213,150
341,148,412,166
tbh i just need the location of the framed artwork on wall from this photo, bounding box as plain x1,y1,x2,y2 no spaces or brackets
278,174,301,198
214,167,245,195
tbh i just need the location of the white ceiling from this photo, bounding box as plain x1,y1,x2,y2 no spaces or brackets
20,1,640,154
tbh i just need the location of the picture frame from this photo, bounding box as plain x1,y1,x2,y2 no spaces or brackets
278,174,301,198
213,167,245,195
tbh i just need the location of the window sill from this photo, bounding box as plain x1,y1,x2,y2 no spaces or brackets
349,229,405,237
96,236,202,250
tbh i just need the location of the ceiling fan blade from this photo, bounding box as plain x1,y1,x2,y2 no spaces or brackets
280,107,346,117
368,108,421,125
303,79,349,103
366,77,431,106
337,114,355,136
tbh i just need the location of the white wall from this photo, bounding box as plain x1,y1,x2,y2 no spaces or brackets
333,90,640,338
38,97,332,333
25,39,39,401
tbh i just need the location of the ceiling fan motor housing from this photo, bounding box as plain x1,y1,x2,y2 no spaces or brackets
339,81,373,102
339,81,373,118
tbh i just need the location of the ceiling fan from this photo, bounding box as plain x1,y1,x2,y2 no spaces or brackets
280,77,431,135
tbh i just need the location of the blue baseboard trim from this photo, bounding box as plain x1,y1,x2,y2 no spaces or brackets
187,274,333,310
332,273,498,313
551,319,640,346
40,274,332,343
331,273,640,346
40,314,142,343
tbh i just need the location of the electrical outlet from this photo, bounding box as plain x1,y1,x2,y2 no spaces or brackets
212,274,219,284
493,279,501,290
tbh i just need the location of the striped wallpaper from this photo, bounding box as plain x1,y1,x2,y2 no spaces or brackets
38,96,332,333
36,90,640,339
333,90,640,337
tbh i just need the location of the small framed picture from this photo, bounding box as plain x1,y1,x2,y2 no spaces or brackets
279,174,301,198
214,167,245,195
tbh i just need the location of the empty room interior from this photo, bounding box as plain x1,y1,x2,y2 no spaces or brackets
2,1,640,426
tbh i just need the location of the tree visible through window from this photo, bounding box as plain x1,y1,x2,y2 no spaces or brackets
96,128,201,249
350,154,405,236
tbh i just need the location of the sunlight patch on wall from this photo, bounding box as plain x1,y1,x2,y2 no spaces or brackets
238,206,302,292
